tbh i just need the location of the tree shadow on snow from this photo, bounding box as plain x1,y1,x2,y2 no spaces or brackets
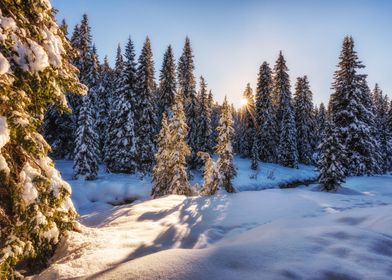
83,194,232,279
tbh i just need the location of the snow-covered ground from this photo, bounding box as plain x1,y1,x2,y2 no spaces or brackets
35,160,392,279
56,157,317,215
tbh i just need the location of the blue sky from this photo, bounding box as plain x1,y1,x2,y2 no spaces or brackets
52,0,392,106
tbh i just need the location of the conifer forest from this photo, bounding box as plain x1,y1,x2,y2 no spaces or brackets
0,0,391,279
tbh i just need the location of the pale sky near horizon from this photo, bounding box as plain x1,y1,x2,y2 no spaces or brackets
52,0,392,107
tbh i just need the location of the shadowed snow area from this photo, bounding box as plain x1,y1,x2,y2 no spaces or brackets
35,161,392,279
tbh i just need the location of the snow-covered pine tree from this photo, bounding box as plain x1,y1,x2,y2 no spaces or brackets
135,37,157,173
166,92,192,195
210,94,221,153
294,76,314,164
317,122,346,192
178,37,199,169
388,100,392,171
314,102,327,151
104,44,137,173
69,14,95,119
216,97,236,193
0,1,86,276
197,76,213,154
372,84,392,173
232,105,242,154
273,52,298,168
158,45,176,124
255,62,277,162
329,36,380,175
73,95,99,180
240,83,256,158
95,56,113,161
151,114,170,198
198,152,220,196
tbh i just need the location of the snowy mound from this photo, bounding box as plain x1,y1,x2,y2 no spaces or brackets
37,175,392,279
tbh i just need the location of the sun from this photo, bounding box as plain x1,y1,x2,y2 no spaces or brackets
240,98,248,107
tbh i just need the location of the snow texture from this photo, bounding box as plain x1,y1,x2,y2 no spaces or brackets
0,116,10,173
0,52,10,75
37,172,392,279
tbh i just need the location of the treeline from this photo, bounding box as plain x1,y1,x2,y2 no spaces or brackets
233,37,392,191
44,15,222,180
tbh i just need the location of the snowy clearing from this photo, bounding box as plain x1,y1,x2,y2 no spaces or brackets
34,161,392,280
56,157,317,215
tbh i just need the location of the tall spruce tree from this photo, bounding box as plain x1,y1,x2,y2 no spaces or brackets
329,36,380,175
294,76,314,164
255,62,277,162
0,1,85,276
96,56,113,161
240,83,256,158
135,37,157,173
73,95,99,180
216,97,236,193
167,92,192,195
210,94,221,153
372,84,392,172
314,102,327,151
104,45,137,173
273,52,298,168
178,37,199,169
151,114,170,198
197,76,213,154
388,100,392,171
317,122,346,192
158,45,176,123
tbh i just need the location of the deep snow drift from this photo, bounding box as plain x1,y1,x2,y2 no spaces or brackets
35,160,392,280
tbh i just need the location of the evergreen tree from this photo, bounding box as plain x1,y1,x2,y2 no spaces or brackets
73,95,99,180
216,97,236,193
167,92,192,195
294,76,314,164
255,62,277,162
96,56,113,161
314,102,327,149
240,83,256,158
372,84,392,172
178,37,199,168
388,100,392,171
69,14,95,118
197,76,213,154
329,36,380,175
317,123,346,192
151,114,170,198
104,45,137,173
135,37,157,173
273,52,298,168
209,95,221,152
158,45,176,122
198,152,220,196
0,1,85,276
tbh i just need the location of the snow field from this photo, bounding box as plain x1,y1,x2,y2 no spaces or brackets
36,160,392,279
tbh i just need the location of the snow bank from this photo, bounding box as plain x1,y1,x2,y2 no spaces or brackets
37,174,392,279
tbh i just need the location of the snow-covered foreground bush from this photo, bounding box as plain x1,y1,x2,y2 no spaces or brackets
36,161,392,279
